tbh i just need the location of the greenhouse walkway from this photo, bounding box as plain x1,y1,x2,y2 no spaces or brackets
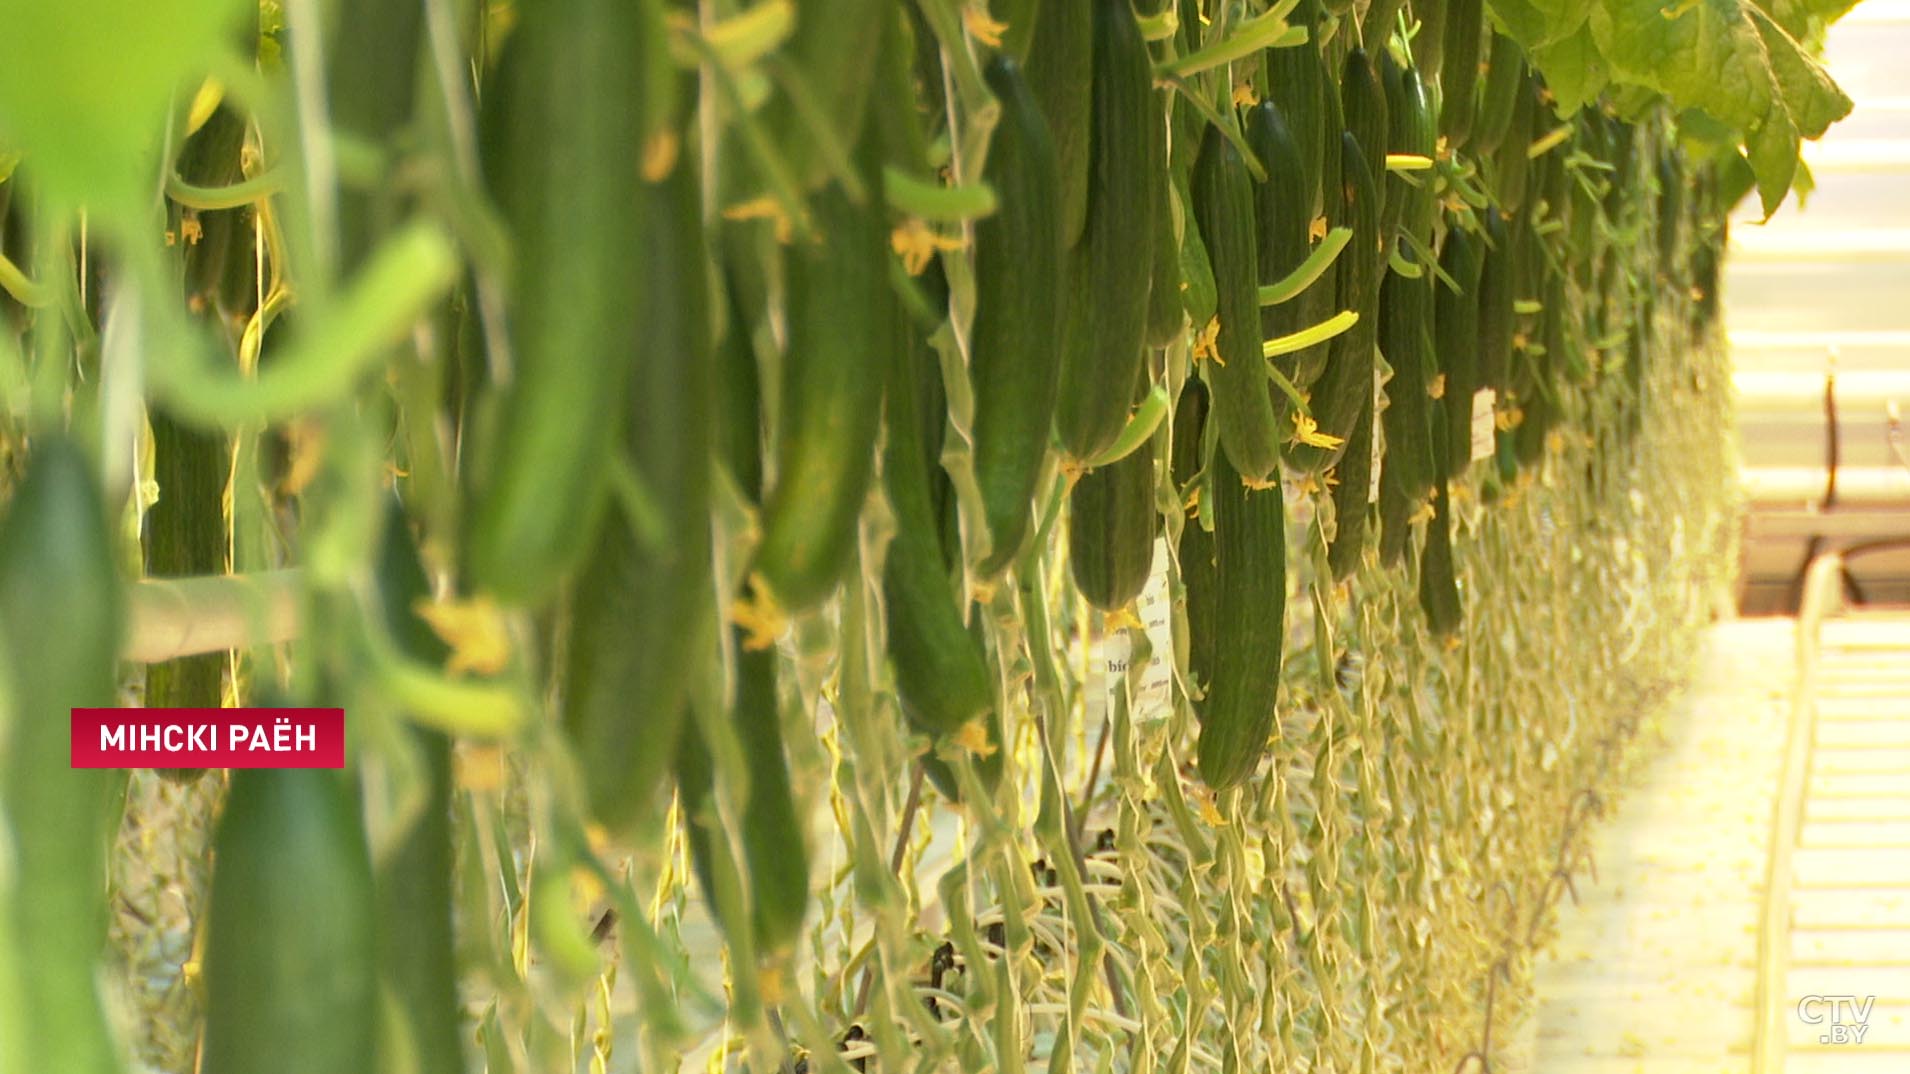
1507,566,1910,1074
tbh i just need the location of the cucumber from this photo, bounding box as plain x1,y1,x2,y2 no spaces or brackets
1388,62,1439,255
1417,469,1462,635
1070,374,1161,611
1490,71,1536,213
1438,0,1484,148
467,0,655,604
202,769,378,1074
762,0,887,191
1434,224,1484,478
1262,10,1326,217
971,55,1064,578
144,408,227,772
1193,123,1280,484
1468,33,1524,158
1175,171,1219,329
754,135,890,610
1477,208,1515,391
0,439,124,1074
325,0,426,270
676,639,809,958
1026,0,1094,248
1377,247,1437,510
1145,173,1187,348
1325,388,1374,580
1341,49,1389,234
1415,0,1451,81
1173,380,1218,691
884,284,993,740
1247,100,1318,400
1287,133,1381,473
372,503,464,1074
1191,430,1287,790
1055,0,1160,462
562,156,713,836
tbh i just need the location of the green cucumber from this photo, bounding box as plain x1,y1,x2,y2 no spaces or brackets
1056,0,1160,462
0,439,124,1074
325,0,426,271
1438,0,1484,148
1388,62,1439,255
1477,209,1515,391
1193,123,1280,484
676,639,809,958
144,407,227,771
1173,380,1218,691
1262,17,1326,217
1434,224,1484,478
1377,247,1437,509
1341,49,1389,236
1026,0,1094,248
1468,33,1524,158
562,156,713,836
1247,100,1319,401
1145,172,1187,348
202,768,377,1074
1415,0,1451,81
754,135,890,610
372,503,464,1074
884,285,993,740
1325,388,1375,580
467,0,655,604
1490,71,1536,213
762,0,887,191
1070,373,1161,611
1191,429,1287,790
1417,468,1462,635
1287,133,1381,473
971,55,1064,578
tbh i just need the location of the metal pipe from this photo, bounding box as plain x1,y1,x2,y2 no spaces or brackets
1742,466,1910,507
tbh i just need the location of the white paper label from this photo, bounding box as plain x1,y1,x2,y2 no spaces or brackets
1368,366,1385,503
1087,538,1175,726
1469,388,1497,462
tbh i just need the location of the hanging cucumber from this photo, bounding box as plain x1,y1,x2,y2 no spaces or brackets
1341,49,1389,234
144,408,226,779
1434,224,1484,478
1145,174,1187,348
1173,380,1218,693
1438,0,1484,148
676,639,809,958
1194,123,1280,484
1325,392,1375,580
466,0,657,604
1415,0,1451,81
1468,33,1525,158
1477,209,1515,392
1377,247,1437,512
1056,0,1160,462
1417,469,1462,635
754,132,891,611
1287,134,1381,473
971,55,1064,579
1026,0,1094,248
1261,6,1327,217
1389,62,1439,257
1192,432,1287,790
202,768,378,1074
1070,372,1161,611
0,439,124,1074
1247,100,1319,400
371,503,464,1074
562,156,713,836
761,0,888,191
1490,71,1537,213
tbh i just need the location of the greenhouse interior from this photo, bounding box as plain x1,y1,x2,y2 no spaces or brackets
0,0,1905,1072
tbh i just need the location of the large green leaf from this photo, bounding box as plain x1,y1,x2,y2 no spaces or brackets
0,0,248,220
1532,23,1611,114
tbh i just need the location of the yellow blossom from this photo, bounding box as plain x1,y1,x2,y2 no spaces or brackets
1193,316,1222,364
1290,411,1346,450
723,196,795,243
962,4,1008,45
1309,215,1329,242
1104,607,1144,632
1233,82,1259,107
415,595,513,676
729,575,787,651
1428,373,1446,400
891,218,964,276
951,717,999,759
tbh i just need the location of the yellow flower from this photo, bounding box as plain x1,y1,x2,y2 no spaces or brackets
1407,499,1437,526
729,574,787,651
415,595,512,676
1193,316,1222,364
1428,373,1446,400
1232,82,1259,108
962,4,1008,45
951,717,999,759
1309,215,1329,242
890,218,964,276
1195,788,1227,827
1103,607,1144,632
1290,411,1346,450
1495,406,1524,431
1183,486,1201,516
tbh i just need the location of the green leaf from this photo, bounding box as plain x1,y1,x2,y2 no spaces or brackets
1748,5,1852,139
0,0,250,220
1531,23,1610,113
